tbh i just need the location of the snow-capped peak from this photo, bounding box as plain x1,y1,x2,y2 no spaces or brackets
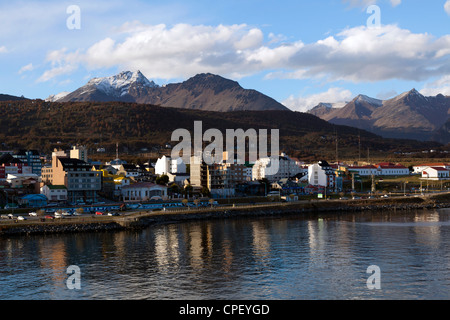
88,70,159,97
45,91,71,102
355,94,383,106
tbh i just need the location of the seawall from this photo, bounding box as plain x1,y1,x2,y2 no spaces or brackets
1,194,449,237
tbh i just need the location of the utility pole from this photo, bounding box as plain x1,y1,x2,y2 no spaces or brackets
371,174,375,194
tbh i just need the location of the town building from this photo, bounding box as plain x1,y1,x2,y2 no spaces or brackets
40,185,68,203
18,194,48,208
0,154,32,179
70,145,88,163
43,155,102,203
189,153,247,197
252,153,304,182
121,182,168,201
347,165,378,177
421,167,450,180
155,155,186,175
6,173,39,193
374,163,409,176
117,164,142,179
308,160,337,189
413,163,450,174
13,150,42,176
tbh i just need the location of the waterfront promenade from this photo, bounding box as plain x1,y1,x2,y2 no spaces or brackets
1,192,449,236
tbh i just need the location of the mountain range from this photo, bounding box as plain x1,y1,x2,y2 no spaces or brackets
47,71,289,112
0,70,448,145
308,89,450,144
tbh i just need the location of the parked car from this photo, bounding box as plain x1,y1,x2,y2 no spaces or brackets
17,216,26,221
340,197,349,200
7,214,14,219
29,212,38,217
45,215,55,220
1,215,9,219
95,211,104,216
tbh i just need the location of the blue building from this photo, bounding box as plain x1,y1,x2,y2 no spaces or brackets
19,194,47,208
13,150,42,176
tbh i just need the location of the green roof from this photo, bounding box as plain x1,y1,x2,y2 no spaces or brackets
47,185,67,190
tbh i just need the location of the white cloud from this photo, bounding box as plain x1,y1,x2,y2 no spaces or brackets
445,1,450,15
0,46,7,53
39,23,279,81
420,75,450,96
38,22,450,87
18,63,34,74
343,0,401,8
282,87,353,113
37,48,80,82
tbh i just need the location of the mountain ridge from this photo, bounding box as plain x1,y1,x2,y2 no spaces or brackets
49,71,289,112
308,89,450,143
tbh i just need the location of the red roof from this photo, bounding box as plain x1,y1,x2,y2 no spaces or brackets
349,165,376,169
376,163,407,169
429,167,450,172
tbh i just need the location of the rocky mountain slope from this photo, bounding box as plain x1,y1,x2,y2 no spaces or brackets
49,71,289,112
309,89,450,143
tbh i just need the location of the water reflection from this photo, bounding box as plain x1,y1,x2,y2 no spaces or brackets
0,209,449,300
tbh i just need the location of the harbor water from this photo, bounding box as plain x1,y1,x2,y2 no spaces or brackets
1,208,449,300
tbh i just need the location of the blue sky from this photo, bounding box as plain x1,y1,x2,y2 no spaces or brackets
2,0,450,111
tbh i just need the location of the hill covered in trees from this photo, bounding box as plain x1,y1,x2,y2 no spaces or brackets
0,100,442,161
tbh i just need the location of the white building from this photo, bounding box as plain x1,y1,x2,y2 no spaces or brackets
121,182,168,201
421,167,450,180
375,163,409,176
413,163,450,174
252,154,303,182
40,185,68,202
308,161,336,188
155,156,186,176
347,165,378,176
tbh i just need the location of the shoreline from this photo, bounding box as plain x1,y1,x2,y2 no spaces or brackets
1,194,449,237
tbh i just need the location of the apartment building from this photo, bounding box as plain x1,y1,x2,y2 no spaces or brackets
43,156,101,203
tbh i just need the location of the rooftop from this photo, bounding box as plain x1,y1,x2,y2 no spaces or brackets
122,182,166,189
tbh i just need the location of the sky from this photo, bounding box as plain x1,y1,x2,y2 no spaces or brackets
2,0,450,112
